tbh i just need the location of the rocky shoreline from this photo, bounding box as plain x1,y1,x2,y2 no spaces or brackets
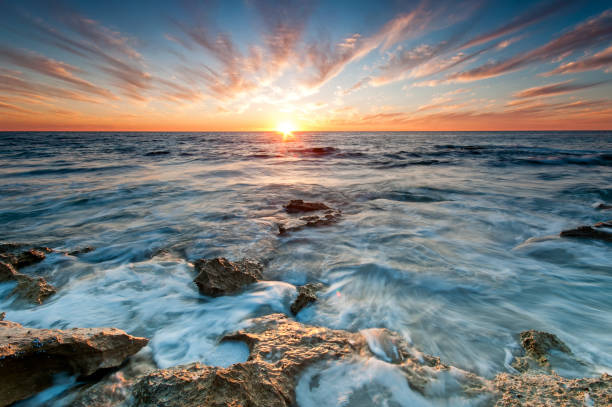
1,200,611,406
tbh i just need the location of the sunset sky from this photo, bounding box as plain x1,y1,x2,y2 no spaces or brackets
1,0,611,131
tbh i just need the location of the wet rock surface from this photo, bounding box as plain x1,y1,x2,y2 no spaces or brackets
193,257,263,297
0,319,148,406
511,330,572,373
290,282,325,315
131,313,489,406
0,244,51,269
68,246,96,256
595,203,612,210
494,372,612,406
284,199,331,213
560,220,612,241
0,261,56,304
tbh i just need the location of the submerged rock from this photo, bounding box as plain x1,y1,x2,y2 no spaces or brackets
511,330,572,373
560,221,612,242
0,261,56,304
193,257,263,297
132,313,488,406
595,203,612,210
494,372,611,406
290,282,325,315
0,320,148,406
68,246,96,256
278,208,342,235
284,199,330,213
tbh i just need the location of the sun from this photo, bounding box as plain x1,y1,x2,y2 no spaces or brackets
276,121,296,136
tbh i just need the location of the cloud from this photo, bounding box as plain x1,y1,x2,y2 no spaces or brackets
513,80,608,98
0,46,114,98
448,9,612,83
459,0,574,50
544,45,612,75
0,68,102,103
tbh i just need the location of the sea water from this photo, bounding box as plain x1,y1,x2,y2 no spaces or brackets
1,131,611,405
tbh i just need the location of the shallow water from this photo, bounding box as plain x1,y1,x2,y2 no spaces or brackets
1,131,611,404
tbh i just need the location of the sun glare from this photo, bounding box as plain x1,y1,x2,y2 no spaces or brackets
276,121,296,136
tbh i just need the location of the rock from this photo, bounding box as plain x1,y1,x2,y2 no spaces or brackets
68,246,95,256
596,203,612,210
278,209,342,235
131,313,488,406
0,313,4,321
560,222,612,242
494,372,612,406
284,199,330,213
0,262,18,282
68,350,157,407
511,330,572,373
0,320,148,406
13,274,57,304
15,249,47,268
0,261,56,304
0,244,52,269
290,282,325,315
193,257,263,297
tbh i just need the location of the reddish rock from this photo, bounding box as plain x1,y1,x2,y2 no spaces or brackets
284,200,330,213
0,261,56,304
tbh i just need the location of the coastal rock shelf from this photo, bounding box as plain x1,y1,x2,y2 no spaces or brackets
0,318,148,406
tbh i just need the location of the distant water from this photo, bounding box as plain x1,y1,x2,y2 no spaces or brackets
1,131,611,405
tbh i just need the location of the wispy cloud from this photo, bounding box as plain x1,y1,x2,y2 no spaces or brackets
0,46,114,98
448,9,612,82
513,80,608,98
544,45,612,75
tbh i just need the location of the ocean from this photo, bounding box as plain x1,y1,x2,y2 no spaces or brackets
1,131,611,405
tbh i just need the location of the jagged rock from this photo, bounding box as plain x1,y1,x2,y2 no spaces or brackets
560,220,612,242
290,282,325,315
284,200,330,213
511,330,571,373
0,244,52,269
494,372,612,406
68,246,95,256
0,261,56,304
0,320,148,406
193,257,263,297
131,313,488,406
0,312,4,321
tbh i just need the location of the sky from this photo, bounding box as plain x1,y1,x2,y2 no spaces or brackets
0,0,611,131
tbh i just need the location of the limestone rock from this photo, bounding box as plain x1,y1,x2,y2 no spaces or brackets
290,282,325,315
494,372,611,406
0,320,148,406
193,257,263,297
132,314,488,406
68,246,96,256
0,261,56,304
278,209,342,235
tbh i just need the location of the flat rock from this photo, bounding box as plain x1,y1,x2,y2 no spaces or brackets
290,282,325,315
131,313,488,406
193,257,263,297
284,199,330,213
0,320,148,406
0,261,56,304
